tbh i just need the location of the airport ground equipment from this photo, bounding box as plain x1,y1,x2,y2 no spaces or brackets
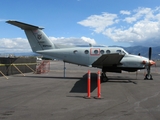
95,70,102,99
36,60,50,74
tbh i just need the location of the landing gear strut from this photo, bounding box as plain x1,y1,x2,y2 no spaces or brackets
144,66,153,80
144,47,153,80
101,72,109,82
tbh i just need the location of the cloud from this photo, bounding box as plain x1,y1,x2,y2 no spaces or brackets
78,12,118,33
49,36,96,45
0,36,96,53
0,19,8,22
123,7,153,23
78,7,160,47
0,38,31,53
120,10,131,15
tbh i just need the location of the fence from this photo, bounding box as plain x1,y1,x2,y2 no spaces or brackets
0,57,36,76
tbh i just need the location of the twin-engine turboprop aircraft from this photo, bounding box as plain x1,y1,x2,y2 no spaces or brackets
6,20,156,81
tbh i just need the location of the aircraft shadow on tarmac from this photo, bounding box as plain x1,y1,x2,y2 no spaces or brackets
19,73,137,94
18,75,82,79
70,73,97,93
70,73,138,93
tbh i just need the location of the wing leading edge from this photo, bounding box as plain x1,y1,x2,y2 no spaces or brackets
92,53,124,68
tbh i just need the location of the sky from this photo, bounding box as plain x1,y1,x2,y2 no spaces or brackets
0,0,160,53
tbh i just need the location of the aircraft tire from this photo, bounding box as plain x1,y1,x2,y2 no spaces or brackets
144,74,153,80
101,76,109,82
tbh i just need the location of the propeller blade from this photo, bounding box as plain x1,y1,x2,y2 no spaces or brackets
149,47,152,60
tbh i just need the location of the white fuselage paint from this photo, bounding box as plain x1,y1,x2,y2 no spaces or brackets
37,47,149,70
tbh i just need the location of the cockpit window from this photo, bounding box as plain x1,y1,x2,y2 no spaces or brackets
116,50,122,54
116,49,128,55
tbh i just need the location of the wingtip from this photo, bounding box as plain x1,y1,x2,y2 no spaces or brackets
6,20,16,24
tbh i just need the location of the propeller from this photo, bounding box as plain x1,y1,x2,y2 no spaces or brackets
149,47,152,60
148,47,152,71
144,47,153,80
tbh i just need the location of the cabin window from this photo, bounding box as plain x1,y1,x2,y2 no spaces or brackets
94,50,98,54
100,50,104,54
106,50,110,54
84,50,89,54
73,50,78,54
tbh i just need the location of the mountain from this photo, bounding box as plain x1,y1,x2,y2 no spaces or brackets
0,52,40,58
122,46,160,60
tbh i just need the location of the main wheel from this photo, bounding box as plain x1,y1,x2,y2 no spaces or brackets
101,73,109,82
102,77,108,82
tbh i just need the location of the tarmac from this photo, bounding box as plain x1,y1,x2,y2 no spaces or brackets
0,60,160,120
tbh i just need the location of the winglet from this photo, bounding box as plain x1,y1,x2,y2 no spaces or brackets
6,20,44,30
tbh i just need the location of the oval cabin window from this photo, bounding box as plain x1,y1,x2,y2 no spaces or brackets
106,50,110,54
84,50,89,54
100,50,104,54
94,50,98,54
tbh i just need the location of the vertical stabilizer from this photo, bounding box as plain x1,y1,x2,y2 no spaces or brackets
6,20,56,52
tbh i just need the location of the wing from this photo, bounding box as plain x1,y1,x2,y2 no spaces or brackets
92,53,124,68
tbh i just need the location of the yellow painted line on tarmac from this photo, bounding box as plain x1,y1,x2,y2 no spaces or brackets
0,63,37,66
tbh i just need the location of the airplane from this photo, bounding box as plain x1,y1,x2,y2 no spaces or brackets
6,20,156,81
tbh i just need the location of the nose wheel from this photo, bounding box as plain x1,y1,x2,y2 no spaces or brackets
144,74,153,80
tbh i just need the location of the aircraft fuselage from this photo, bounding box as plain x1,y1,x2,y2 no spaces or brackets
37,46,149,72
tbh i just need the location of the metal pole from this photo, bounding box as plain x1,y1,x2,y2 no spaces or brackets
64,61,66,78
87,70,91,98
97,70,101,98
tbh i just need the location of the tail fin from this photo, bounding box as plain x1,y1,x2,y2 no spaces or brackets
6,20,56,52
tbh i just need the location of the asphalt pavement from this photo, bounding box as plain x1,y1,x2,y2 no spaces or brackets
0,61,160,120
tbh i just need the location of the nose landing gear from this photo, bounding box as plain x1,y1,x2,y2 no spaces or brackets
144,74,153,80
144,47,154,80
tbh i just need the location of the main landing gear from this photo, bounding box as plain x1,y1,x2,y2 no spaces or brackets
101,72,109,82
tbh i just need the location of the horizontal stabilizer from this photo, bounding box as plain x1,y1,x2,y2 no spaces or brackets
6,20,44,30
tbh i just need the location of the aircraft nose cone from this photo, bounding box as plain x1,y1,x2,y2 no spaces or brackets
149,60,156,66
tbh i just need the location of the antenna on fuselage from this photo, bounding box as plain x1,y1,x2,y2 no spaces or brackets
89,43,93,47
